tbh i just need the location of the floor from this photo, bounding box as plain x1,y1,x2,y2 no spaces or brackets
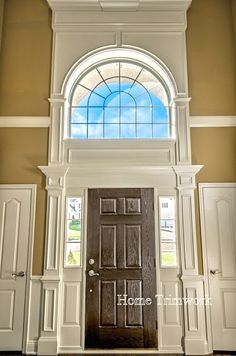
1,353,236,356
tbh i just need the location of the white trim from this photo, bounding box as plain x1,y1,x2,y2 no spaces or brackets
190,116,236,127
1,115,236,128
198,182,236,354
47,0,192,12
58,347,182,354
0,184,37,355
0,116,50,127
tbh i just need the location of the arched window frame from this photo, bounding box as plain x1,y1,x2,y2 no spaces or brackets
62,48,178,141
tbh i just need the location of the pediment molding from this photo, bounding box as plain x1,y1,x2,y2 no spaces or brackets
47,0,192,12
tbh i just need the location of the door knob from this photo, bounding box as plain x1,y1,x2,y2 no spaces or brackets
12,271,25,278
88,270,99,277
210,269,221,275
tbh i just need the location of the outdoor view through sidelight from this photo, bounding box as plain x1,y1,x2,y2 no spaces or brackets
65,197,82,267
159,196,177,267
69,61,174,139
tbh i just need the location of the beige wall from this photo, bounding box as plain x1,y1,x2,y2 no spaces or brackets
0,0,52,274
0,0,52,116
187,0,236,271
0,128,48,275
0,0,235,274
187,0,236,116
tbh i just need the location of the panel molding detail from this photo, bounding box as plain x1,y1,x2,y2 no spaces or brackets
63,282,80,325
0,199,21,279
43,288,56,332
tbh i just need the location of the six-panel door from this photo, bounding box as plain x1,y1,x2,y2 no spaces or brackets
85,188,157,348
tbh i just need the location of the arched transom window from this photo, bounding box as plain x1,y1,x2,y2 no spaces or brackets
70,61,172,139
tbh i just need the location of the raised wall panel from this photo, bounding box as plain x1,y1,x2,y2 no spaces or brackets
100,225,117,268
176,105,190,163
50,104,63,163
126,280,143,327
63,283,80,325
28,278,42,348
222,290,236,329
67,147,174,166
0,290,15,330
125,225,142,268
99,281,117,327
216,200,236,278
46,195,60,270
186,288,198,332
0,199,20,279
181,195,195,271
43,289,56,332
162,282,180,326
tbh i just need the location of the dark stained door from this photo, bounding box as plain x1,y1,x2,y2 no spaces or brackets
85,188,157,349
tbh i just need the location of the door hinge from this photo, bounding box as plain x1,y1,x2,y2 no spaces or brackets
154,258,156,268
156,320,158,329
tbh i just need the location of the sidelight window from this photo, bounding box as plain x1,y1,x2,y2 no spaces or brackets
65,197,82,267
159,196,177,267
69,61,173,139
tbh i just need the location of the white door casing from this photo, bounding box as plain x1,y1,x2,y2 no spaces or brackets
200,184,236,351
0,185,36,351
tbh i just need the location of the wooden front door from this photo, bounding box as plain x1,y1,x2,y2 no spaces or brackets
85,188,157,349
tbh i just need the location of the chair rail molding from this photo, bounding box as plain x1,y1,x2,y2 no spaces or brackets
1,116,236,128
0,116,50,127
189,115,236,127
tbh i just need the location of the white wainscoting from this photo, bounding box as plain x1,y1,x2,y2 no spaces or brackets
26,276,42,355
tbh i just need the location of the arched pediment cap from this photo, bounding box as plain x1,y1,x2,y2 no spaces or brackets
47,0,192,12
62,47,178,103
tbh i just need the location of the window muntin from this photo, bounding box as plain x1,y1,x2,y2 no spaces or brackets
65,197,82,267
70,61,172,139
159,197,177,268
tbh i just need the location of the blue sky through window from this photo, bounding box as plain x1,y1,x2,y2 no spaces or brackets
70,67,170,139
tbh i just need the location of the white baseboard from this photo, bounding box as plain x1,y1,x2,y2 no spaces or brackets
26,340,38,355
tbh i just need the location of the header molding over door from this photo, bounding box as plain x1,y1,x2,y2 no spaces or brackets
47,0,192,12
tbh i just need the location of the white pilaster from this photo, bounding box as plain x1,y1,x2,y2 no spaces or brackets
37,166,68,355
174,98,192,165
174,166,208,355
49,95,66,164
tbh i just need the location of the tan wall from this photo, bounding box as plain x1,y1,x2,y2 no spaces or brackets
0,128,48,275
191,128,236,272
0,0,52,116
0,0,52,274
187,0,236,116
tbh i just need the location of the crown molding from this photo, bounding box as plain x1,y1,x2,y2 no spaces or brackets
47,0,192,12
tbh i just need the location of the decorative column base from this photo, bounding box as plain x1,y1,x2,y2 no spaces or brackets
37,336,58,355
182,276,208,355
